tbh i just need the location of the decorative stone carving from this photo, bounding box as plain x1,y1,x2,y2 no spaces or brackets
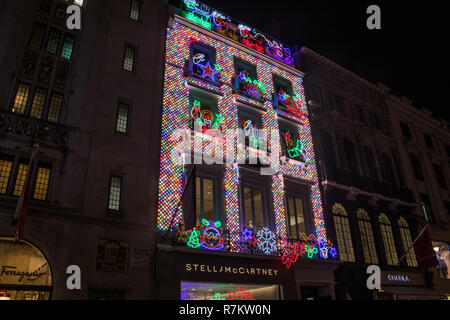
0,111,69,146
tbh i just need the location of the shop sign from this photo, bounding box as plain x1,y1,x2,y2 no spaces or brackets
387,274,410,282
0,238,52,286
185,263,279,277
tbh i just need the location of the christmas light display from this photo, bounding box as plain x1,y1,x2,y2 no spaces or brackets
157,16,330,256
180,0,294,66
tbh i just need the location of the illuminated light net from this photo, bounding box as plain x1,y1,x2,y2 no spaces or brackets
157,21,328,245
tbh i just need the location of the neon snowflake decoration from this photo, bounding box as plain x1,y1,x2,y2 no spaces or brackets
256,227,278,255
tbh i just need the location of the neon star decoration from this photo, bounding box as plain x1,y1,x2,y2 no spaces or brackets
199,61,218,81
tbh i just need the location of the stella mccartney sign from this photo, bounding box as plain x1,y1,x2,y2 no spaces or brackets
185,263,279,277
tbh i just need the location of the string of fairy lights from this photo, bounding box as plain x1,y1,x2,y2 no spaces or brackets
157,19,334,262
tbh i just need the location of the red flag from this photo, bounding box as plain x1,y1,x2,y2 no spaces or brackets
413,227,439,269
13,144,39,244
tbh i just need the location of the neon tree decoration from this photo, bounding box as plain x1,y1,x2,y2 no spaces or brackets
199,219,225,250
256,227,278,255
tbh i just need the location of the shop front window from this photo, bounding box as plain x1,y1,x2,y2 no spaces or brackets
0,237,52,300
180,281,281,300
433,241,450,279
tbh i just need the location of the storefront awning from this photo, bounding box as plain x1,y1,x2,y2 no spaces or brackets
383,286,445,300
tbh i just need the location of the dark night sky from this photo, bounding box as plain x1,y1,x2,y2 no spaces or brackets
200,0,448,122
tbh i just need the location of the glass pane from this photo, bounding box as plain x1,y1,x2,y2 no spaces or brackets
116,103,129,133
203,179,213,201
203,200,214,221
0,159,13,194
47,93,63,123
123,46,135,71
33,166,51,200
12,83,31,114
29,23,46,50
287,197,296,239
61,34,75,60
30,88,47,119
46,29,60,54
295,197,305,234
243,187,253,227
13,163,29,197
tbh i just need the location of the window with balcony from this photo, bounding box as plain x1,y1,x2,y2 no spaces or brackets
242,185,267,230
189,42,218,83
233,59,264,101
195,176,217,225
123,44,136,72
279,122,308,163
332,203,355,262
189,92,221,135
238,108,264,151
0,153,52,201
379,213,398,265
285,195,306,240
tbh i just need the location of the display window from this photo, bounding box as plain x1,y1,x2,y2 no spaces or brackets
180,281,282,300
0,237,52,300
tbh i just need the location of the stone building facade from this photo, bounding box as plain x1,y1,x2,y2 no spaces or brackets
0,0,167,299
298,47,445,299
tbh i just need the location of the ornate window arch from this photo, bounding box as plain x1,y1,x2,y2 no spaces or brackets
398,217,418,267
379,213,398,265
332,203,355,262
357,209,378,264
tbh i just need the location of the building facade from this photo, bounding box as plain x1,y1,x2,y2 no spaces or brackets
298,47,447,300
0,0,167,299
155,0,340,300
387,94,450,299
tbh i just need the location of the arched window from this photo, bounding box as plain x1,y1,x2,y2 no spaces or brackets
398,217,418,267
332,203,355,262
379,213,398,265
357,209,378,264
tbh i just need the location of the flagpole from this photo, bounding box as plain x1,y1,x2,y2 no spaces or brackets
13,143,39,244
396,223,429,266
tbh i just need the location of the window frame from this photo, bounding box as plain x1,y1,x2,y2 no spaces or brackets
378,213,399,266
357,209,378,264
122,43,137,73
194,175,219,225
107,175,124,213
332,203,355,262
